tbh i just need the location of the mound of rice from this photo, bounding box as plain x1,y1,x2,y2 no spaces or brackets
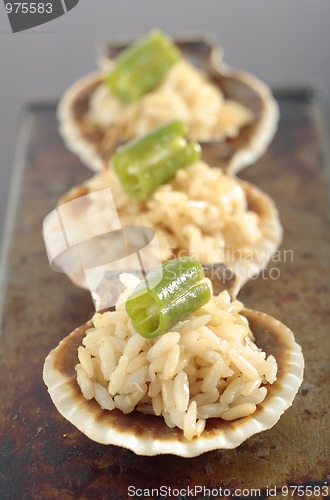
75,273,277,440
80,161,264,265
88,60,252,142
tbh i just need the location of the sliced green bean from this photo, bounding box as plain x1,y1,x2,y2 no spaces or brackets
106,30,180,103
113,120,201,200
125,257,211,339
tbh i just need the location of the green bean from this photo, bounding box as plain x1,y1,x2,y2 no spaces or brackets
125,257,211,339
106,30,180,103
113,120,201,200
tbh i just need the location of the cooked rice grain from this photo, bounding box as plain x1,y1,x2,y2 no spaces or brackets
79,161,268,270
75,282,278,440
89,60,253,143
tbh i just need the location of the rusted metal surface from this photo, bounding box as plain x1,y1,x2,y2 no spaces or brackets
0,91,329,499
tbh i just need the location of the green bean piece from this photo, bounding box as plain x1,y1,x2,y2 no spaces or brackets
125,257,212,339
113,120,201,200
106,30,180,103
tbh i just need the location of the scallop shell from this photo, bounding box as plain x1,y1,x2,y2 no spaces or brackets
43,308,304,457
58,34,278,174
52,172,282,295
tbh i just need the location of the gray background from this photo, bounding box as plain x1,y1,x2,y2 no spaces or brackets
1,0,330,244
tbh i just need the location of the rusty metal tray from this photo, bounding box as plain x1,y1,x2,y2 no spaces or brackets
0,88,329,499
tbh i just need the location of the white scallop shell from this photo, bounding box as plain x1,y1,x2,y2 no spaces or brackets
43,308,304,457
57,34,278,174
58,72,105,173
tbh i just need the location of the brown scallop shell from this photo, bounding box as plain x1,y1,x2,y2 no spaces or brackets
57,34,278,174
53,172,282,295
43,308,304,457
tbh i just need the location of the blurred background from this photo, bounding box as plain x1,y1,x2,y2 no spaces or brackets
1,0,330,244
